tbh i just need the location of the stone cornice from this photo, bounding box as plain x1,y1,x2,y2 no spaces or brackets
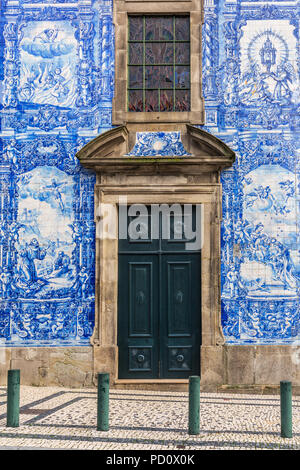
76,124,236,173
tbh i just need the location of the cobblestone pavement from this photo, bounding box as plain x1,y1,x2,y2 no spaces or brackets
0,386,299,450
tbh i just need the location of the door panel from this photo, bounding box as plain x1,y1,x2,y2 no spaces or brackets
160,254,201,379
118,255,159,379
118,206,201,379
166,260,192,336
128,262,153,337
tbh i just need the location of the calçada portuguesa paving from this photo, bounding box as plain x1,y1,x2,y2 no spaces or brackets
0,386,299,450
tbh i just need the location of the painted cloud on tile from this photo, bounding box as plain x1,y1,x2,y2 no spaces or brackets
126,132,191,157
19,21,77,108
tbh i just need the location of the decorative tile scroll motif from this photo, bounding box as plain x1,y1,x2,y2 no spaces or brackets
125,132,191,157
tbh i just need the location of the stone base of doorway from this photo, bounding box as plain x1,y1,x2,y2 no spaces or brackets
0,347,94,388
200,344,300,394
113,379,189,392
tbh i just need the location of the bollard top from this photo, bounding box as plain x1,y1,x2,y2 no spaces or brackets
189,376,200,384
97,373,110,385
8,369,20,375
7,369,20,386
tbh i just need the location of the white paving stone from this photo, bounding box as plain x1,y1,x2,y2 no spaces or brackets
0,386,299,450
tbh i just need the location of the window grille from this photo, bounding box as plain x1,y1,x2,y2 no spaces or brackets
128,15,190,112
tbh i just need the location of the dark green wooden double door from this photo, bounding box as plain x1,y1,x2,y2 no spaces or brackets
118,209,201,379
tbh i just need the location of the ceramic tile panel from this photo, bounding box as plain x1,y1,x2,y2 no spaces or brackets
0,0,114,345
201,0,299,344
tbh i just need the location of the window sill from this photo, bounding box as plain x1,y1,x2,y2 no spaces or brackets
112,110,204,126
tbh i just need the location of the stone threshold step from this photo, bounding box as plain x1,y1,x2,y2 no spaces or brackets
113,379,189,391
115,379,189,383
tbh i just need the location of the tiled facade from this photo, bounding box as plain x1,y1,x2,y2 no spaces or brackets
0,0,299,370
0,0,114,346
203,1,300,345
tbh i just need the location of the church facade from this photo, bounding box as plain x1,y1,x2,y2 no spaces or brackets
0,0,299,391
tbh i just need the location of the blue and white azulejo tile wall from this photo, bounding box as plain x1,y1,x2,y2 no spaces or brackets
0,0,114,345
0,0,299,347
202,0,299,344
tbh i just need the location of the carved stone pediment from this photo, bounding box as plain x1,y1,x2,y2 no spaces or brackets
76,126,129,164
76,125,235,174
186,124,235,160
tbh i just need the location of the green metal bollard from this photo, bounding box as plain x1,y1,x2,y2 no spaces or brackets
188,375,200,435
280,381,292,438
7,369,20,428
97,373,109,431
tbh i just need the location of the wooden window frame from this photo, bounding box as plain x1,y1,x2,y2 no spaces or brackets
112,0,204,125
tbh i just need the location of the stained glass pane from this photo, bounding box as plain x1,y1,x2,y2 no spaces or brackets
129,43,144,65
145,16,173,41
145,43,173,64
145,90,159,112
128,66,143,88
160,90,173,111
175,90,190,111
175,43,190,64
145,66,174,89
175,66,189,88
145,66,158,89
128,90,144,112
175,16,190,41
159,66,173,88
129,16,143,41
128,15,190,113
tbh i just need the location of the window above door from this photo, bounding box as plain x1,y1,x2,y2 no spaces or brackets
112,0,204,126
128,15,190,113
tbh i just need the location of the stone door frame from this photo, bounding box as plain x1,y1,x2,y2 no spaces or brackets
76,124,235,386
91,183,225,384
